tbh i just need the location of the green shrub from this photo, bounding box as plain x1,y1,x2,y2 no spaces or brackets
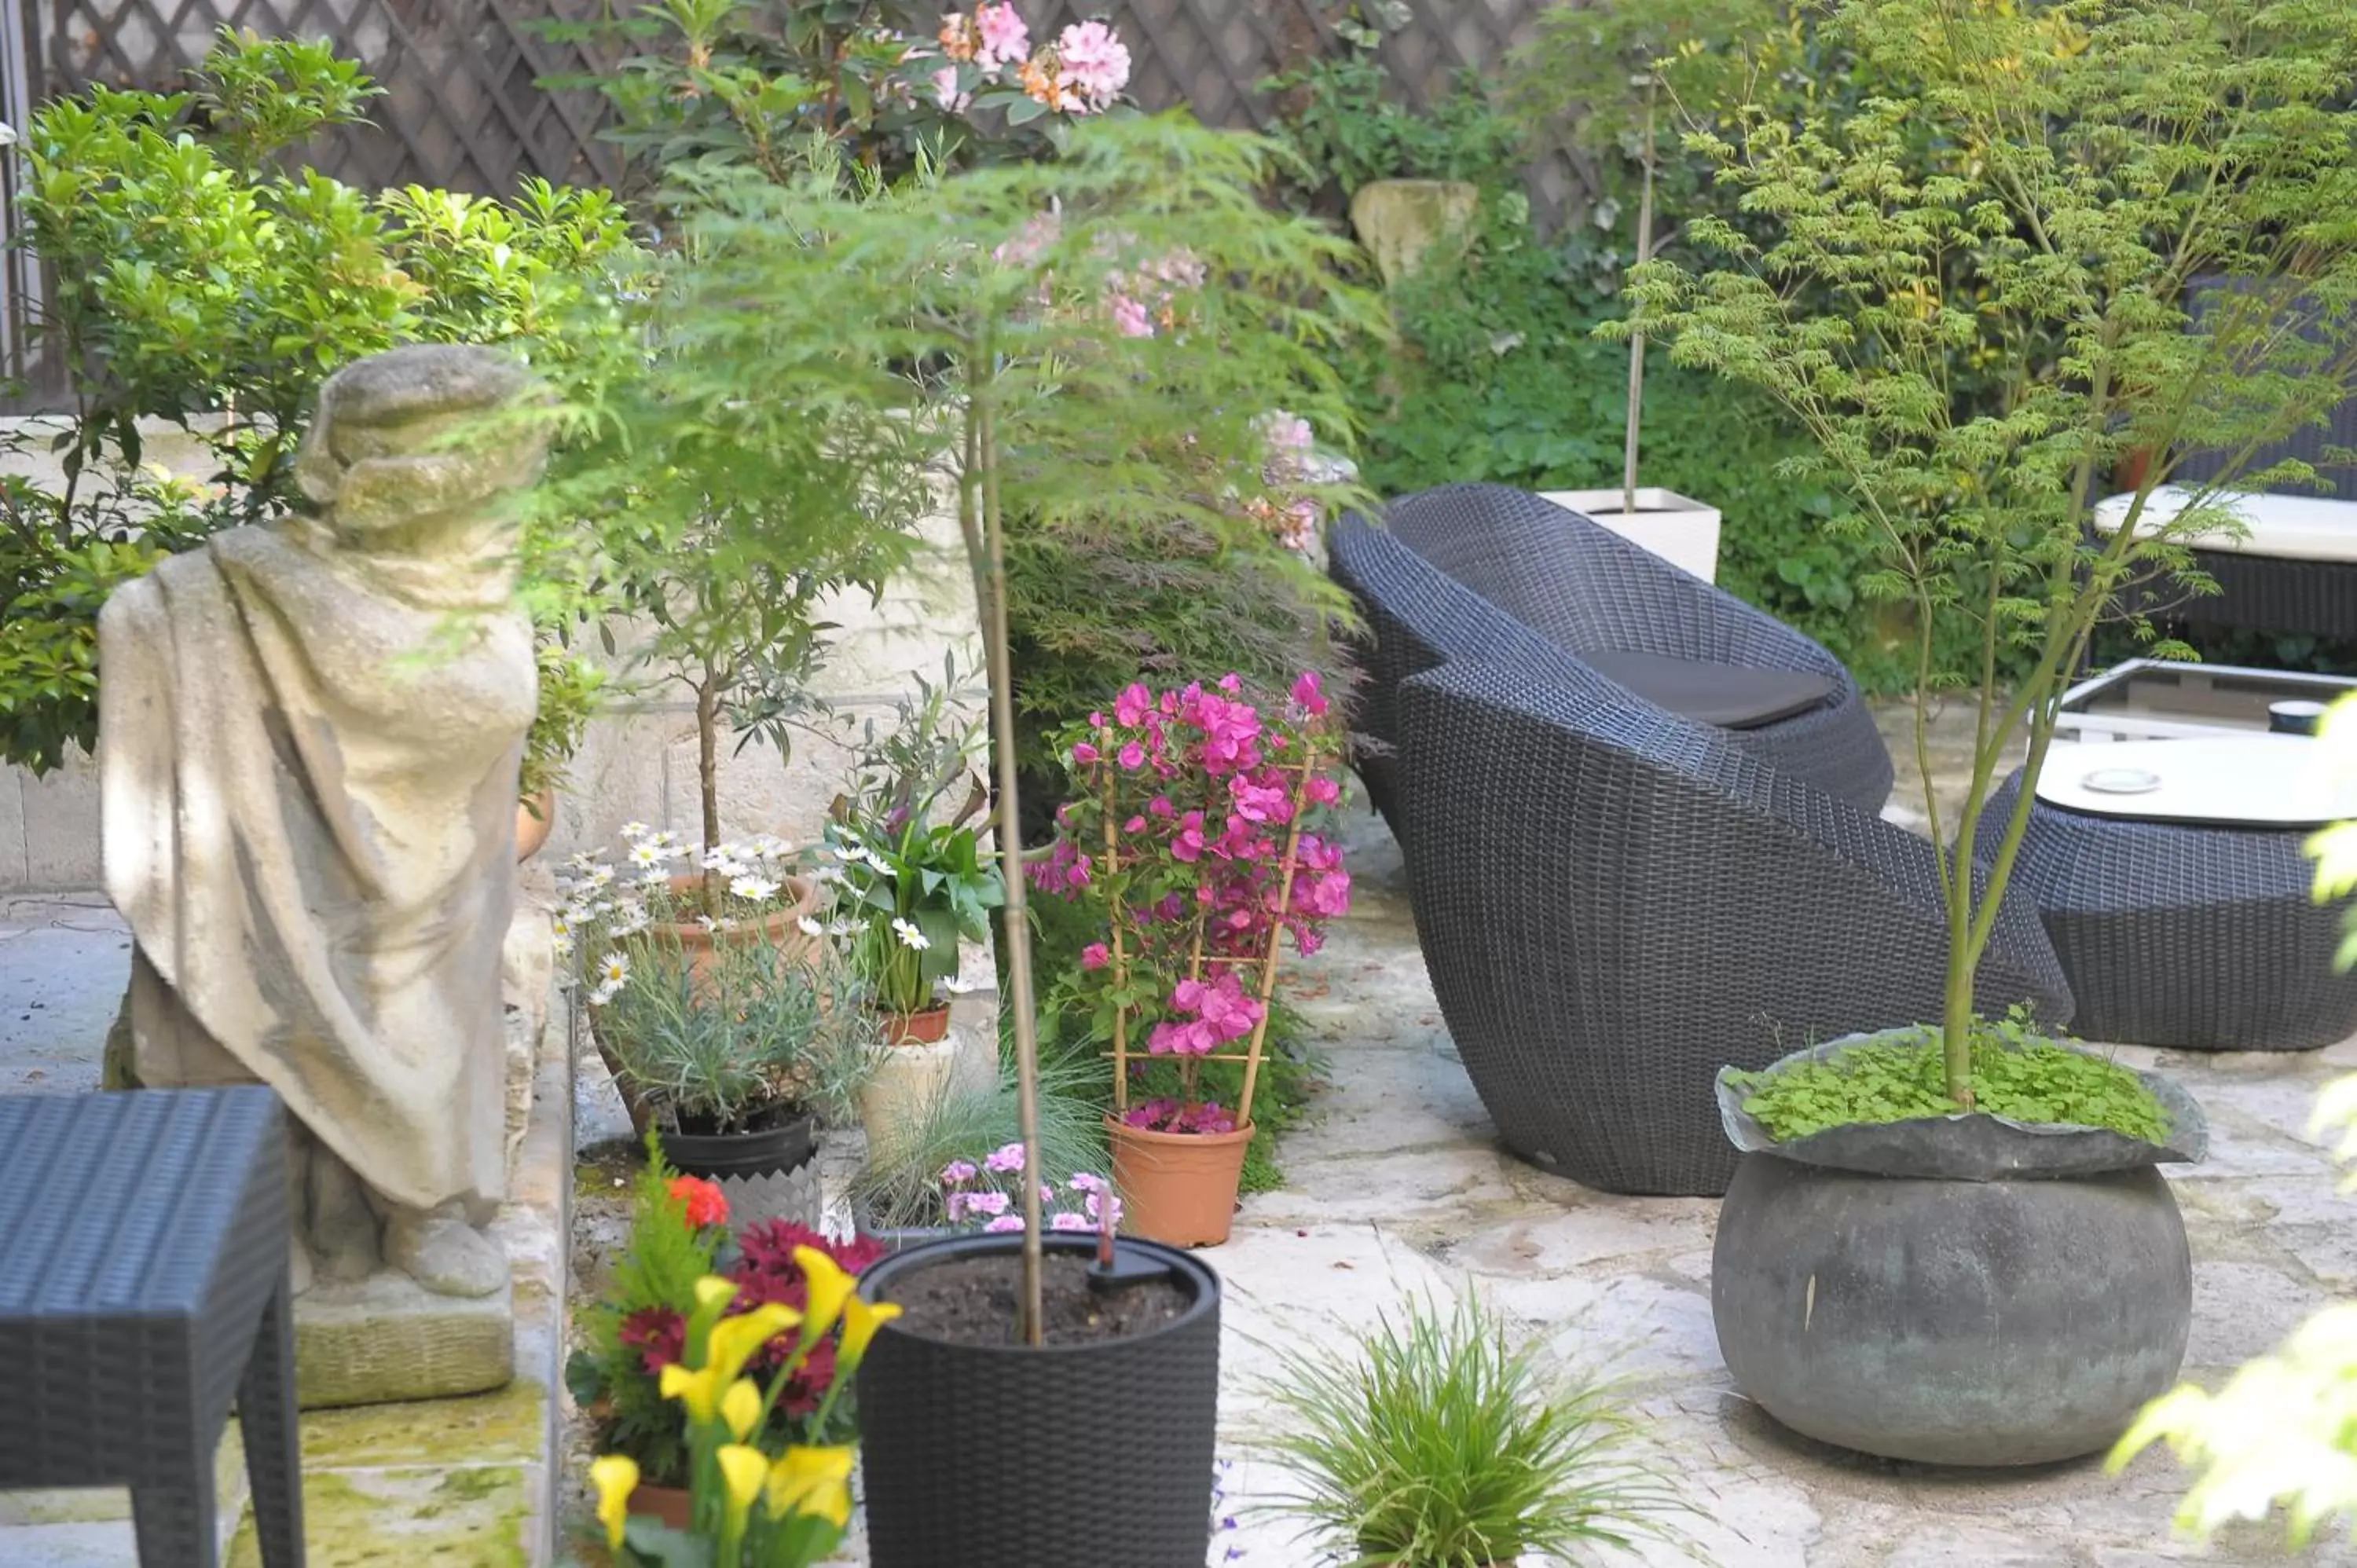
0,29,635,776
1256,1291,1688,1566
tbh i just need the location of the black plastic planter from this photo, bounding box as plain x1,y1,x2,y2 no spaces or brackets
657,1112,815,1181
856,1233,1220,1568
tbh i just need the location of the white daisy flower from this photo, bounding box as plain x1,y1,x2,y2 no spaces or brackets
563,902,597,927
596,952,630,987
588,980,621,1006
629,843,663,868
587,866,615,888
648,829,681,850
564,851,603,873
620,821,652,841
891,918,931,951
827,918,861,938
637,867,669,888
752,833,792,859
553,932,575,959
797,916,824,936
697,914,719,933
610,901,651,937
731,874,782,903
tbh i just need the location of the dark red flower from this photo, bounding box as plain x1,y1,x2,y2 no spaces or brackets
618,1306,686,1373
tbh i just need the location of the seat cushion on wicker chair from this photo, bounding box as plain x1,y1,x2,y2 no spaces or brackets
1578,650,1835,730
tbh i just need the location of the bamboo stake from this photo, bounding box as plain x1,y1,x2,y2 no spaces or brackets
1237,741,1321,1128
973,379,1044,1347
1098,734,1130,1112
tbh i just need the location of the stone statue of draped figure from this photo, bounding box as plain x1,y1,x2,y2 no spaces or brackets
100,343,544,1306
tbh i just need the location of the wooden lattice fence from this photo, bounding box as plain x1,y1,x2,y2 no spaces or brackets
0,0,1579,404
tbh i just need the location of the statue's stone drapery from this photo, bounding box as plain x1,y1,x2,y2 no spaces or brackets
100,345,544,1319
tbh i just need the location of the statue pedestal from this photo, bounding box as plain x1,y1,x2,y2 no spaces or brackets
295,1275,516,1409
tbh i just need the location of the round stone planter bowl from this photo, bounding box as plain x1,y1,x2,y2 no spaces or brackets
855,1231,1220,1567
1709,1035,2208,1467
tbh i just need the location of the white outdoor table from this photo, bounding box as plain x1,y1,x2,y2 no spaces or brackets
2036,733,2357,828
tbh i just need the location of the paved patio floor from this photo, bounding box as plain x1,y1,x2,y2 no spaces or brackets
1201,702,2351,1566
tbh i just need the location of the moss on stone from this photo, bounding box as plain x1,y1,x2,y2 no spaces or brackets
299,1379,545,1469
226,1466,533,1568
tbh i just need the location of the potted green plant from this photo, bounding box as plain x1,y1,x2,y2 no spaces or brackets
1256,1291,1689,1565
1628,0,2357,1465
821,658,1001,1044
568,871,878,1198
1508,0,1788,570
518,636,604,862
1028,671,1351,1247
848,1055,1109,1241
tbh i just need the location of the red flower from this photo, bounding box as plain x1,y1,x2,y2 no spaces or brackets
669,1175,729,1229
618,1306,687,1373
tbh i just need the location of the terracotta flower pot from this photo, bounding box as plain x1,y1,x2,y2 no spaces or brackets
628,1479,693,1528
515,788,556,863
648,872,823,987
879,1003,952,1045
1108,1114,1253,1248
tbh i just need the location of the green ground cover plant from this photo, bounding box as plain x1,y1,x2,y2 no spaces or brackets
1725,1021,2171,1145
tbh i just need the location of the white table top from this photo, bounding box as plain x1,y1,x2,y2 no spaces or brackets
2036,735,2357,827
2093,486,2357,562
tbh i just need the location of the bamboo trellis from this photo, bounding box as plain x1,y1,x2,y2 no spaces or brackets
1097,721,1332,1131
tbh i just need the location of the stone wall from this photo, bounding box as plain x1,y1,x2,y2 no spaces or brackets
0,418,986,891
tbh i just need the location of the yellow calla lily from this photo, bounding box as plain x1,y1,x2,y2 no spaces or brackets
589,1453,639,1550
658,1362,723,1423
794,1245,856,1342
717,1442,769,1514
694,1275,739,1316
706,1302,802,1386
720,1376,764,1442
838,1295,903,1376
764,1443,856,1526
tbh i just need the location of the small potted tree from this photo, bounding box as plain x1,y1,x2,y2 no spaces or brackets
516,635,603,862
1508,0,1787,573
1030,672,1351,1247
636,101,1376,1560
1630,0,2357,1465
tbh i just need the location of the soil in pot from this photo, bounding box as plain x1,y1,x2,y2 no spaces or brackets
887,1251,1193,1346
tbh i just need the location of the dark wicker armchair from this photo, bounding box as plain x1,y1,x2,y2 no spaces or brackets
1332,484,1893,814
1392,659,2073,1196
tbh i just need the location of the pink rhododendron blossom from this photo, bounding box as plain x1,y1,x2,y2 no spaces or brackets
1057,19,1131,107
931,64,970,110
973,2,1029,67
1109,292,1155,338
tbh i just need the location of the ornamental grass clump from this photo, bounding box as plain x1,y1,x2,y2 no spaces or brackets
1626,0,2357,1109
1033,672,1351,1138
1257,1293,1689,1568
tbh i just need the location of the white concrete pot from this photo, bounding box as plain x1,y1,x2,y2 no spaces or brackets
1539,487,1722,583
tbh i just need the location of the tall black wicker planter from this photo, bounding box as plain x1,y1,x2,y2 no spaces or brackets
855,1233,1220,1567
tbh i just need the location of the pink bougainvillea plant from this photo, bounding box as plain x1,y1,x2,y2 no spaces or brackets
1035,672,1350,1136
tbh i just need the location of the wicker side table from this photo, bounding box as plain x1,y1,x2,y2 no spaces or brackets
0,1087,304,1566
1981,774,2357,1050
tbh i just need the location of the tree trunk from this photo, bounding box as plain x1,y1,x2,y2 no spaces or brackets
697,670,722,914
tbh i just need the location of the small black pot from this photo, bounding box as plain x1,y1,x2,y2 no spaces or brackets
856,1233,1220,1568
657,1111,815,1181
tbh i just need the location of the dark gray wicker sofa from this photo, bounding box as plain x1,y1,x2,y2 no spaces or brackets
1332,484,1893,814
1391,659,2073,1196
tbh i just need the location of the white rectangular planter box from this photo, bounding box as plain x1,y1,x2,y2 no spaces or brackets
1539,488,1721,583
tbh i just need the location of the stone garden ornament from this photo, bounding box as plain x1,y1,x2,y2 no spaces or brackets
100,343,543,1401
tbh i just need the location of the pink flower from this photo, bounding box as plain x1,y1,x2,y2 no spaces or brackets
1081,942,1111,970
1123,815,1146,833
1072,741,1100,765
986,1141,1028,1174
1118,740,1148,771
1109,292,1155,338
931,64,970,111
973,2,1029,68
1171,811,1208,863
1148,795,1175,819
1231,775,1291,824
1050,1211,1095,1231
1056,18,1131,107
940,1160,979,1185
984,1214,1026,1233
1068,1172,1108,1194
1218,673,1242,694
1305,775,1340,806
1115,683,1153,726
951,1189,1010,1221
1292,670,1331,718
